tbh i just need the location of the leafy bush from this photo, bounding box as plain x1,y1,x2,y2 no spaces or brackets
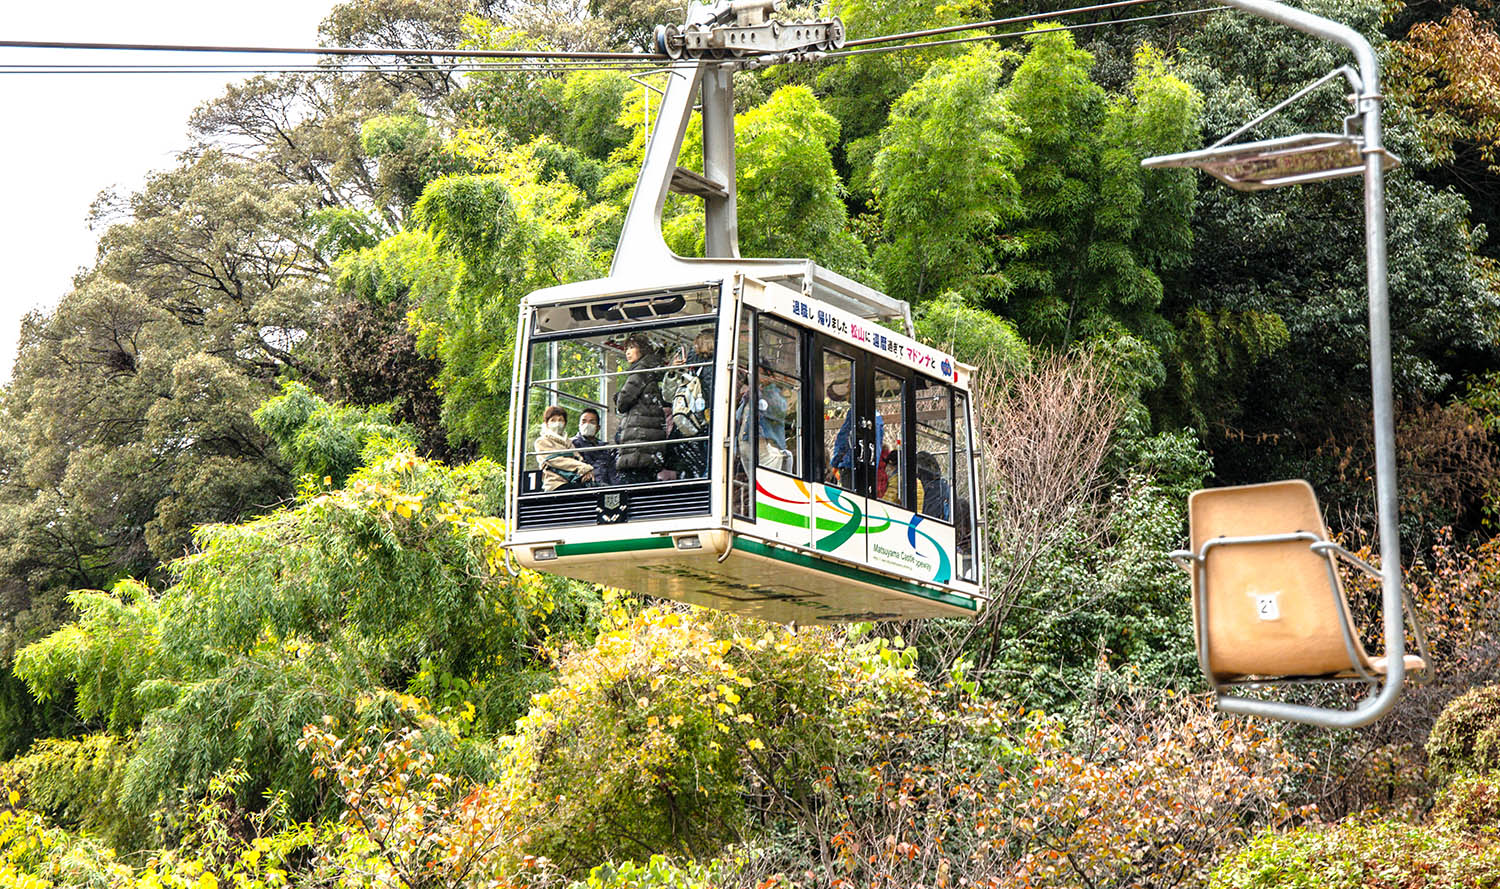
0,734,147,852
1211,815,1500,889
580,855,756,889
1427,684,1500,781
500,606,914,875
0,768,318,889
299,714,522,889
13,451,599,824
774,682,1301,889
1279,533,1500,819
0,797,133,888
1435,771,1500,829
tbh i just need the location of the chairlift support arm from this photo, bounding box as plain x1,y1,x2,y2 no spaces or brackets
1159,0,1404,729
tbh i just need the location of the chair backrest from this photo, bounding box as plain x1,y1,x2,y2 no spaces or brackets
1188,479,1372,681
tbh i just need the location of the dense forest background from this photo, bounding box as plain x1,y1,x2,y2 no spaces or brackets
3,0,1500,884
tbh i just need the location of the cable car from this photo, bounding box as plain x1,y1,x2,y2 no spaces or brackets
501,10,986,622
1151,0,1428,727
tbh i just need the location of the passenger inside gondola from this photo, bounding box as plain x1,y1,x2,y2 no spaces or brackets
536,405,596,490
572,407,617,486
878,446,899,499
916,450,951,520
614,335,668,484
667,328,715,478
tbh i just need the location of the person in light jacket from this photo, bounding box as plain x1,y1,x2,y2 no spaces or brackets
535,404,594,491
614,335,668,484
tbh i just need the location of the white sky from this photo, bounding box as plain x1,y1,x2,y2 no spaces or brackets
0,0,342,383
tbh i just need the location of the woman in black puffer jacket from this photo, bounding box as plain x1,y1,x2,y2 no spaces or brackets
614,335,667,483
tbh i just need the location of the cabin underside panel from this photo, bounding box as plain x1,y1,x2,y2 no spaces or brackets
514,534,979,623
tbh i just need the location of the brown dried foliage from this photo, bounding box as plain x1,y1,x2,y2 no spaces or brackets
1283,531,1500,818
1389,7,1500,173
938,353,1126,668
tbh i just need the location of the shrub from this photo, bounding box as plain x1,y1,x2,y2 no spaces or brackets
12,451,598,824
0,734,148,852
580,855,757,889
0,769,320,889
1211,815,1500,889
1001,683,1305,889
1427,684,1500,781
299,715,523,889
501,606,928,876
0,797,133,888
792,682,1302,889
1435,771,1500,828
1269,532,1500,819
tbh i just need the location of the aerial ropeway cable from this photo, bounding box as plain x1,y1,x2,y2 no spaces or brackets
0,0,1229,75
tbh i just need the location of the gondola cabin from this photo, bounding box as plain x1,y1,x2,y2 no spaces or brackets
504,268,986,622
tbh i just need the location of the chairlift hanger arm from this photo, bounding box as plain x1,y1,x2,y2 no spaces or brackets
1155,0,1406,730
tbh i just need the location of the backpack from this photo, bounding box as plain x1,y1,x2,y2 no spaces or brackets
670,370,708,437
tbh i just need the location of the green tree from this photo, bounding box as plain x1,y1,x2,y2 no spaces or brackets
734,86,873,278
409,138,602,456
321,229,462,459
995,33,1200,383
870,45,1025,302
1165,0,1500,536
815,0,986,195
253,381,417,487
562,70,634,160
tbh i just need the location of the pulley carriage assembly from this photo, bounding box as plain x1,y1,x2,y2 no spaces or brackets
653,0,845,61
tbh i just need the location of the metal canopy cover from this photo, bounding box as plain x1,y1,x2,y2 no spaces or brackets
1143,133,1399,191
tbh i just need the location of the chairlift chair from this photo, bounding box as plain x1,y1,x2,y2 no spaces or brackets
1170,480,1427,692
1145,0,1427,727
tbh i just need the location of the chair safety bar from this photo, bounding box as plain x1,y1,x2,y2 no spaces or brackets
1313,541,1432,686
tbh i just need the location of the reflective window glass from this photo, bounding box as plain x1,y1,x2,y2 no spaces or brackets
875,370,905,508
914,382,953,522
822,351,857,490
733,309,755,518
954,391,976,580
755,318,802,476
522,318,715,492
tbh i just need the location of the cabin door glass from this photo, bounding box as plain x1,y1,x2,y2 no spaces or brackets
815,347,867,563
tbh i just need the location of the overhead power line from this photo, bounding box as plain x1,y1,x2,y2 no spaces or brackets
845,0,1162,46
0,62,668,75
0,38,662,61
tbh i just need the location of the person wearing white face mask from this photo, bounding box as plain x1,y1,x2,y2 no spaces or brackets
572,407,617,486
536,404,595,491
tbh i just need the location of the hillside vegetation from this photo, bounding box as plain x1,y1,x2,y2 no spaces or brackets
2,0,1500,885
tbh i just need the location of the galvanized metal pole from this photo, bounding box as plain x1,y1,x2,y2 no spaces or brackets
702,64,741,258
1209,0,1405,728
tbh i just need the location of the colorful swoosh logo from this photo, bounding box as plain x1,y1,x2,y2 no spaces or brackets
753,480,951,583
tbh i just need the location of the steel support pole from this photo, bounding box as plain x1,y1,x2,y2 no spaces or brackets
702,64,741,258
1208,0,1405,728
